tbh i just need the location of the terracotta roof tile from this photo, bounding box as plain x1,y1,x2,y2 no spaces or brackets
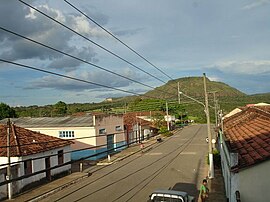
223,106,270,171
0,124,72,157
123,111,162,129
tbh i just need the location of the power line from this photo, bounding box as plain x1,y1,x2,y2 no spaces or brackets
54,137,169,202
63,0,174,81
0,135,148,186
0,131,145,168
69,127,200,202
0,27,178,98
0,58,178,104
19,0,171,87
124,126,201,201
0,127,124,149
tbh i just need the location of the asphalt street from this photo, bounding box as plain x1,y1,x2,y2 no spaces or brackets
41,124,209,202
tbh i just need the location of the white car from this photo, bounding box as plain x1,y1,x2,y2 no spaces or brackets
149,189,195,202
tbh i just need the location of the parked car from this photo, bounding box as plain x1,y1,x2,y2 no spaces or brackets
148,189,195,202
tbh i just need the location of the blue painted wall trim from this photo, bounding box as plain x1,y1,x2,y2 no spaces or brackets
71,141,127,160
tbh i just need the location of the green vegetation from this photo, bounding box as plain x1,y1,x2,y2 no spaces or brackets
10,77,270,122
158,126,173,137
0,103,17,120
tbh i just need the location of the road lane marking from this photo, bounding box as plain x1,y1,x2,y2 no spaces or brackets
146,152,163,155
180,152,197,155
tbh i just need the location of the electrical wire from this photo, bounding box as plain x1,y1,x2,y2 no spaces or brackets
63,128,196,202
0,131,132,167
0,26,177,98
53,136,172,202
63,0,174,81
0,127,124,149
115,126,201,201
0,58,178,104
19,0,172,88
0,135,147,186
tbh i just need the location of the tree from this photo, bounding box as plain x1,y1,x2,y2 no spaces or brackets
53,101,67,116
0,103,17,120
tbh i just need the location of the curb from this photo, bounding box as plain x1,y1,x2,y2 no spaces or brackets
26,173,89,202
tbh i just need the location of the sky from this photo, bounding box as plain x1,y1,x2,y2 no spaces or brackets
0,0,270,106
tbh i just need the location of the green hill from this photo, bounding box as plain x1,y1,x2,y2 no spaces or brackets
12,77,269,123
144,77,246,100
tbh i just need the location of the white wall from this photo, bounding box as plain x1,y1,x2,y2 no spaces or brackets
219,132,239,202
0,168,7,200
27,127,96,147
239,160,270,202
14,145,71,194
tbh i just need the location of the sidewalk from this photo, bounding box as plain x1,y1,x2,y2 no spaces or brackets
208,168,227,202
9,127,227,202
8,172,88,202
8,134,161,202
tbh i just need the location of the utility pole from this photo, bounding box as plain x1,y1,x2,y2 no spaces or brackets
203,73,214,179
166,101,170,131
7,119,12,199
178,82,181,104
209,91,218,127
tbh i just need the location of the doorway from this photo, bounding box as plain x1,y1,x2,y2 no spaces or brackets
45,157,51,181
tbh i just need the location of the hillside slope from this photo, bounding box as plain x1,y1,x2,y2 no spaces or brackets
144,77,246,99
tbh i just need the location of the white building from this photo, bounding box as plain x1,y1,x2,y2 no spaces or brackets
1,114,126,160
218,105,270,202
0,123,72,200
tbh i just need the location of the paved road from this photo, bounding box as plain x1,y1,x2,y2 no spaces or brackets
42,124,209,202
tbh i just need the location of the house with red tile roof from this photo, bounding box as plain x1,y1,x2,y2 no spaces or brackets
0,123,72,200
218,105,270,202
123,112,159,145
0,114,126,161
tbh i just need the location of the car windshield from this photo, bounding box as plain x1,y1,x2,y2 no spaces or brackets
152,195,184,202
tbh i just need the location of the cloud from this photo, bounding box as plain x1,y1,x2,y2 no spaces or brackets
95,93,129,99
48,46,98,72
214,60,270,75
0,1,104,67
26,68,144,91
208,76,221,82
113,27,144,37
242,0,270,10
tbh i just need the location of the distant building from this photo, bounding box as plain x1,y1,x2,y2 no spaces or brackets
105,98,113,102
124,112,159,144
0,123,72,200
218,105,270,202
1,114,126,160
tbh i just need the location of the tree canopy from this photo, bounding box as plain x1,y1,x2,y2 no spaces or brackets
0,103,17,120
53,101,67,116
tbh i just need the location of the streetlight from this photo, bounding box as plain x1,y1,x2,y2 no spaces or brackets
178,73,214,179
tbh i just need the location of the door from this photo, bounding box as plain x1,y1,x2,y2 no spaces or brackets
45,157,51,181
107,134,114,154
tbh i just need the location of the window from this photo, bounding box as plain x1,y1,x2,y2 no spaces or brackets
115,125,122,131
58,150,64,165
99,128,106,134
24,160,32,175
59,131,75,138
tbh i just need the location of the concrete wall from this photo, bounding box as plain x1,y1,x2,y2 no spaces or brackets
27,126,96,146
18,145,71,191
219,132,239,202
94,114,125,146
0,145,71,199
239,160,270,202
27,114,126,160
